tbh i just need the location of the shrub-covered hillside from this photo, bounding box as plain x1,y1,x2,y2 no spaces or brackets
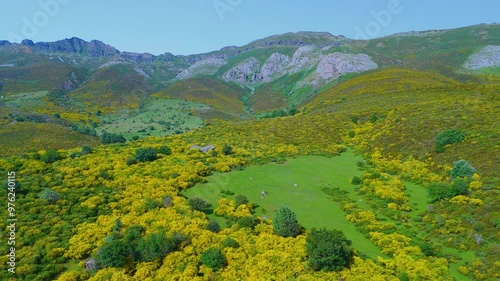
0,67,498,281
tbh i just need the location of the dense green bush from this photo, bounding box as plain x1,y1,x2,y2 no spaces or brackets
234,194,248,207
94,240,130,268
81,145,92,155
222,144,233,155
126,157,138,166
158,145,172,155
450,159,476,178
137,232,180,262
72,124,97,137
221,237,239,249
135,147,158,162
428,178,469,202
41,148,61,163
38,189,61,204
306,228,354,271
200,248,226,271
273,207,301,237
101,132,126,144
435,130,465,153
237,216,260,229
206,219,221,233
350,176,362,185
188,197,211,211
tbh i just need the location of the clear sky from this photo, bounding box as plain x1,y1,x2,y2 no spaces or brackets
1,0,498,55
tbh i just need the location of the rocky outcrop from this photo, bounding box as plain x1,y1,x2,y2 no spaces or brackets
463,45,500,70
190,145,216,153
30,37,120,58
120,52,155,63
0,40,12,46
314,53,378,80
176,58,227,79
222,58,263,83
261,53,290,81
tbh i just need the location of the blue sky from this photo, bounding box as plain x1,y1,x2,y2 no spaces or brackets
1,0,498,55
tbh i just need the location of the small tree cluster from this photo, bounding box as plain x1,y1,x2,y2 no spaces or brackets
428,178,469,202
273,207,301,237
93,227,184,268
306,228,354,271
101,132,126,144
200,248,226,271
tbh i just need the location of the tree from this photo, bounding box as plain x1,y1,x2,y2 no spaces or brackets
273,207,301,237
450,159,476,179
234,194,248,207
38,189,61,204
81,145,92,155
188,197,211,211
134,147,157,162
206,220,221,233
158,145,171,155
306,228,354,271
351,176,362,185
222,144,233,155
221,237,239,249
94,240,130,268
237,216,260,229
137,232,179,262
200,248,226,271
41,148,61,163
101,132,126,144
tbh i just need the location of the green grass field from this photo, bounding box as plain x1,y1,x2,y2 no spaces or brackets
98,97,207,138
183,150,383,259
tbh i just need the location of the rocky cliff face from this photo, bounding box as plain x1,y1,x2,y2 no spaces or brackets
222,58,263,82
463,45,500,70
314,53,378,80
26,37,120,58
261,53,291,82
120,52,155,64
221,46,377,88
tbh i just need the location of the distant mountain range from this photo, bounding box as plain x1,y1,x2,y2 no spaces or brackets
1,23,499,114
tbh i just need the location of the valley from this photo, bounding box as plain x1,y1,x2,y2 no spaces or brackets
0,24,499,280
